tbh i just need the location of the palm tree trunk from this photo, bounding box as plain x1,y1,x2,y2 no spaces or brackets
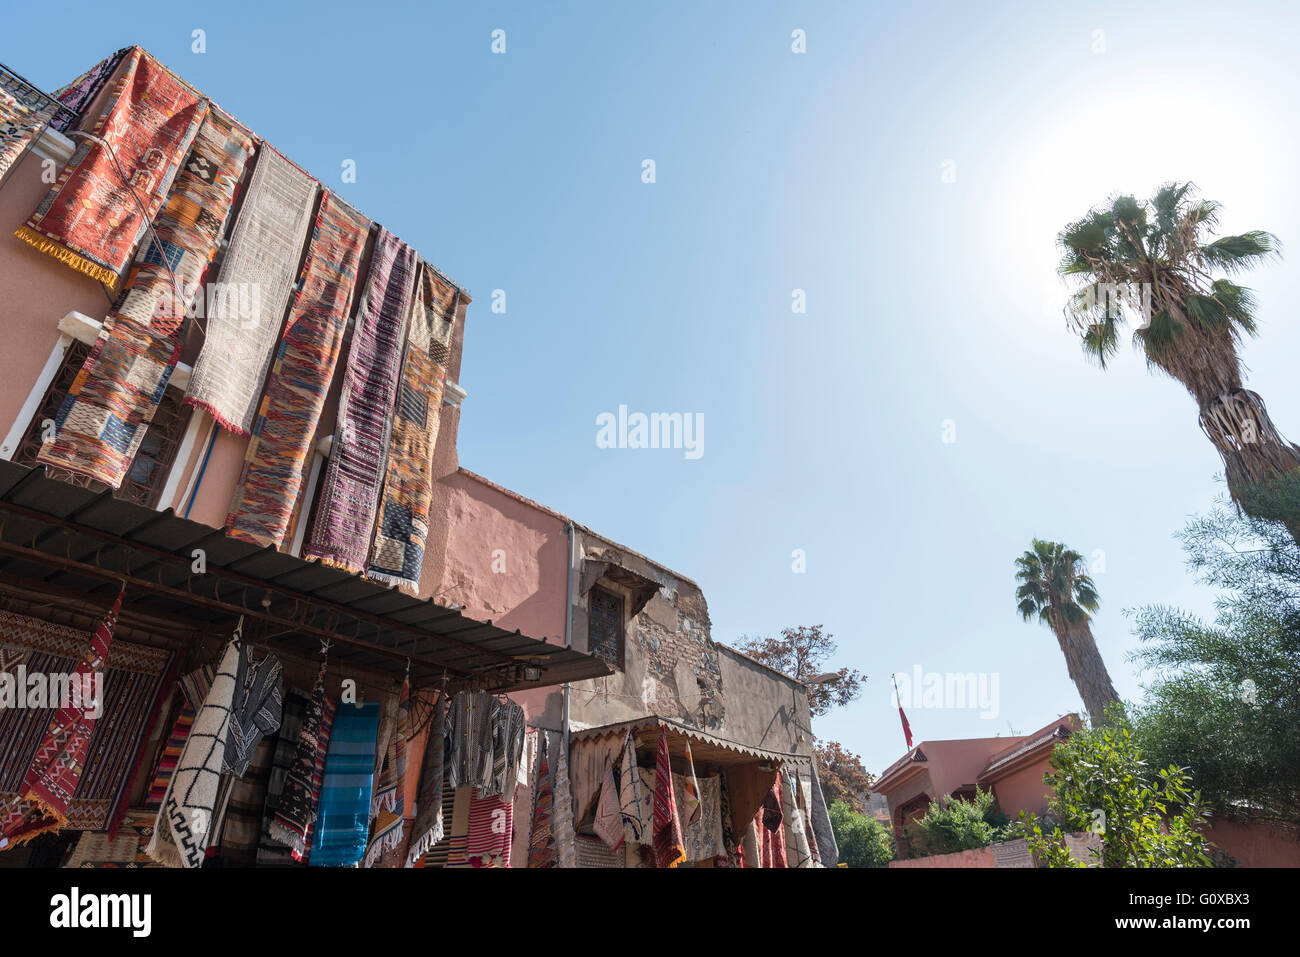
1199,389,1300,541
1053,620,1120,725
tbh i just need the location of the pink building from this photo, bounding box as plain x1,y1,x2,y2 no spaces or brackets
0,48,831,869
874,714,1081,859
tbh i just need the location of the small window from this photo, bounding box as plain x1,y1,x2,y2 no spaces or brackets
588,586,624,669
14,340,191,508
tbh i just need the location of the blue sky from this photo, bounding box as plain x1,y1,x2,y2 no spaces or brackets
10,1,1300,774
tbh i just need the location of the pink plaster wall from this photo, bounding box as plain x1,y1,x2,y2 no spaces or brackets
889,846,996,868
989,760,1055,817
0,150,116,453
1204,819,1300,868
910,737,1014,798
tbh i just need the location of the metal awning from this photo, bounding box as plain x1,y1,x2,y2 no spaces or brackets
0,460,611,691
570,714,811,768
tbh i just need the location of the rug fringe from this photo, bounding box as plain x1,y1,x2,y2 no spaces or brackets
364,570,420,593
406,819,443,866
144,822,186,868
13,226,121,290
267,818,307,857
310,554,363,574
371,788,397,816
362,821,405,869
0,791,68,849
34,439,127,490
183,397,251,437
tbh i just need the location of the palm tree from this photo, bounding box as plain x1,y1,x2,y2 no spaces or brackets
1015,539,1119,725
1059,183,1300,522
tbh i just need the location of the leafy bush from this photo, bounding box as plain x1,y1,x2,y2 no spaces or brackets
828,800,894,867
1016,707,1214,868
907,788,1013,857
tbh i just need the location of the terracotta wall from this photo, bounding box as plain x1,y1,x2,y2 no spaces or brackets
889,846,996,868
989,760,1055,818
1204,818,1300,868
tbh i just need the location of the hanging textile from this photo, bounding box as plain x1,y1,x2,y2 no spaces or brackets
297,695,337,863
680,738,701,827
365,262,457,590
179,665,215,712
443,785,473,868
742,818,760,868
465,788,513,867
147,634,240,868
217,737,274,866
674,773,723,862
569,732,624,824
407,692,447,866
16,48,207,290
575,833,622,868
0,601,173,837
489,696,526,799
305,226,417,572
526,734,556,868
717,772,742,867
445,690,493,792
592,753,624,849
651,727,684,868
807,766,839,867
256,688,307,867
36,105,254,488
796,772,822,867
309,700,380,867
754,781,787,869
616,730,644,844
66,807,161,867
222,645,282,778
553,731,577,868
48,47,129,133
145,702,194,808
226,191,369,547
268,658,327,858
0,589,122,849
184,145,317,434
781,769,813,868
364,679,409,867
0,72,55,184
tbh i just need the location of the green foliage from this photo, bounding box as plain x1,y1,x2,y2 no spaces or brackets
1129,485,1300,828
908,788,1014,857
828,800,894,868
1057,183,1277,370
1014,539,1100,627
1016,708,1214,868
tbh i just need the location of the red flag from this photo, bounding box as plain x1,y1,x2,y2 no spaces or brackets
892,674,913,749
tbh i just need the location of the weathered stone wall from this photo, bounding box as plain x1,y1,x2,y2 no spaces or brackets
569,532,726,732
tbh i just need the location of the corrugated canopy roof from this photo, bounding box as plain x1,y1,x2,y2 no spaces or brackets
0,460,610,691
570,714,811,767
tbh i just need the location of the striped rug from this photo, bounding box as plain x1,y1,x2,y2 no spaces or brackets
305,227,417,572
0,608,174,838
49,48,129,133
185,145,317,435
366,262,457,591
226,191,370,547
35,105,255,488
144,701,194,808
15,48,207,291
